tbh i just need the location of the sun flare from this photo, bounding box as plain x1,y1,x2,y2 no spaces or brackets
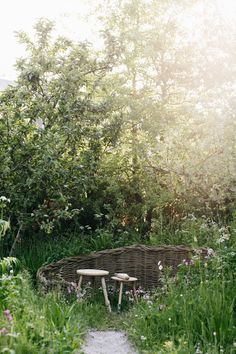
216,0,236,20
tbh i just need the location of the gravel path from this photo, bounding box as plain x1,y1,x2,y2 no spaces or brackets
80,330,137,354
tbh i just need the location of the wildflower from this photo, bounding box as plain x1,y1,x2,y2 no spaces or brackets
200,223,207,230
140,335,146,341
213,332,217,336
143,293,150,300
207,248,214,256
0,196,10,203
233,342,236,347
188,213,197,221
182,258,194,266
217,234,230,243
136,287,144,296
158,304,166,311
195,345,202,354
159,265,163,271
0,327,8,335
3,309,13,322
164,341,173,349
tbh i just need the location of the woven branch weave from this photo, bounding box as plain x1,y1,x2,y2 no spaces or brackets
37,244,207,291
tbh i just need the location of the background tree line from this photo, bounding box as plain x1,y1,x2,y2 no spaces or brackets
0,0,236,253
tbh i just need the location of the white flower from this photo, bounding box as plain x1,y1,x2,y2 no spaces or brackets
0,196,10,203
159,265,163,271
141,336,146,341
207,248,214,256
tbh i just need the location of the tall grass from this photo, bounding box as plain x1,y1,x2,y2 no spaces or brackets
15,229,141,279
0,271,110,353
125,247,236,353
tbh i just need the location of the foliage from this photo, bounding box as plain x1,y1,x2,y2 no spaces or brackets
0,271,109,353
1,1,236,249
125,245,236,353
0,1,236,353
0,19,122,247
16,228,140,279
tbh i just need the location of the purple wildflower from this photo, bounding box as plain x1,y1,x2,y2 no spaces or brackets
3,309,13,322
0,327,8,335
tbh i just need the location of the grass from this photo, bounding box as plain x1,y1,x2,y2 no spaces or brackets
124,247,236,353
0,271,113,353
14,229,141,280
0,220,235,353
0,253,235,353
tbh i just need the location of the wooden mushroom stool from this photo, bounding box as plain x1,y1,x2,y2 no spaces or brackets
76,269,112,312
111,275,138,312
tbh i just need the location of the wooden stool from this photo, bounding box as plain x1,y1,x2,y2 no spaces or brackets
76,269,112,312
111,276,138,311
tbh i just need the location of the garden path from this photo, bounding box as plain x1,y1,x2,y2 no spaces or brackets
80,330,137,354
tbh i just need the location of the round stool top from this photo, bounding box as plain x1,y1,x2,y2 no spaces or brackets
77,269,109,276
111,276,137,282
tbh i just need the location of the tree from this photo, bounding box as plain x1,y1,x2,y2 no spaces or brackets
0,19,121,240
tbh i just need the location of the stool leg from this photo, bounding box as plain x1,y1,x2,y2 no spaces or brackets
118,281,123,312
77,275,83,299
133,282,138,301
77,275,83,293
101,277,112,313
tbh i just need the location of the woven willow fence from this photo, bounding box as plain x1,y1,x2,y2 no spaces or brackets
37,244,207,292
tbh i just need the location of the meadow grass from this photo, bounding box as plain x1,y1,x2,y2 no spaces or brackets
125,247,236,353
0,221,235,353
0,271,110,353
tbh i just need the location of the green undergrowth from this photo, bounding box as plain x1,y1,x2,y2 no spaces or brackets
14,229,141,279
1,220,236,353
13,215,236,281
0,271,111,353
0,244,235,353
124,245,236,353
